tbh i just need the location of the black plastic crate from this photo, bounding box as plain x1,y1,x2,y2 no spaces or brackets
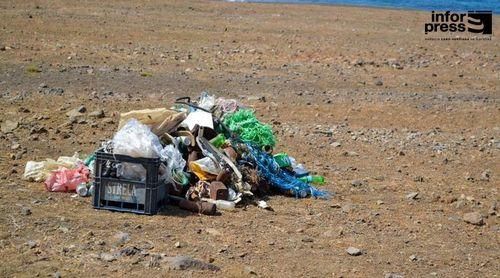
93,151,166,215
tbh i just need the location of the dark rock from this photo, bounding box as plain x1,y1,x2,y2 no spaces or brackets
168,256,220,271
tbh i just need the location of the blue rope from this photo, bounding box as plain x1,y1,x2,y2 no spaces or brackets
242,143,330,199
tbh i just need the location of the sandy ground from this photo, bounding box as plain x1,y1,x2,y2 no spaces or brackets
0,0,499,277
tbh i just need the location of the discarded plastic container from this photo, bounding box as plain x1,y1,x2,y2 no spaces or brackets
209,134,226,148
93,151,166,215
202,198,235,211
273,153,291,168
298,175,325,185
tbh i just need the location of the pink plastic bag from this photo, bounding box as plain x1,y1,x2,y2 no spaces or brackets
44,164,90,192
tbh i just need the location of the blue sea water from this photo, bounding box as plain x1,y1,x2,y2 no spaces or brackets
229,0,499,14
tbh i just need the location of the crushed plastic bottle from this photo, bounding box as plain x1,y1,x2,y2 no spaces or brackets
298,175,325,185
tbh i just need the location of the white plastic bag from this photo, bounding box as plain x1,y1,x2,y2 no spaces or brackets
23,153,82,182
113,119,163,158
198,91,216,111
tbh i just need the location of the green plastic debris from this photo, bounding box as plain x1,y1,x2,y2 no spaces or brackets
223,109,276,147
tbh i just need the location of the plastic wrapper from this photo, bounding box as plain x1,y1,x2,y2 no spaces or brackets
118,108,186,136
198,91,216,111
189,157,220,181
159,145,187,183
23,153,82,182
117,163,147,181
44,164,90,192
113,119,163,158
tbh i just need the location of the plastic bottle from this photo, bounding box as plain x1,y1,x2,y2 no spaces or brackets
298,175,325,185
201,198,236,211
273,153,291,168
209,134,226,148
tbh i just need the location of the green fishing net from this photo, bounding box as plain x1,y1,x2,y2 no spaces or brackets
223,109,276,147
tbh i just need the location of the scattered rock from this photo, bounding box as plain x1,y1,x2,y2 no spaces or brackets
21,207,32,216
121,246,140,256
113,231,130,246
244,266,257,275
174,241,182,248
66,106,87,118
168,255,220,271
100,252,118,262
409,254,417,261
463,212,484,226
89,109,105,118
413,176,424,182
385,274,404,278
26,240,38,249
346,247,362,256
406,192,419,200
480,170,491,181
351,180,363,187
343,151,359,157
374,79,383,86
1,120,19,133
331,142,341,147
301,236,314,243
206,228,221,236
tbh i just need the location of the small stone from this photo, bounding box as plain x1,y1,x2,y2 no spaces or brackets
1,120,19,133
89,109,105,118
331,142,341,147
113,232,130,246
480,170,491,181
375,80,383,86
244,266,257,275
11,143,20,150
53,272,61,278
376,200,384,205
301,236,314,243
27,240,38,249
351,180,363,187
385,274,404,278
206,228,221,236
21,207,32,215
463,212,484,226
409,254,417,261
346,247,362,256
66,106,87,118
413,176,424,182
174,241,182,248
102,118,114,124
168,256,219,271
121,246,140,256
100,252,118,262
465,173,474,182
406,192,419,200
343,151,359,157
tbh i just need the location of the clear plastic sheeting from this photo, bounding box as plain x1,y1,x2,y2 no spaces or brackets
113,119,163,158
159,144,187,183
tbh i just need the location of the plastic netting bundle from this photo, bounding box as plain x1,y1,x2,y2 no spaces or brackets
242,143,330,199
223,109,276,148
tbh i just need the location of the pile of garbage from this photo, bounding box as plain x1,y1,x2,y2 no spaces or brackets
24,92,330,215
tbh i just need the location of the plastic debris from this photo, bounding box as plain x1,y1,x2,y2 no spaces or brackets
23,153,82,182
45,164,90,192
223,109,276,148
